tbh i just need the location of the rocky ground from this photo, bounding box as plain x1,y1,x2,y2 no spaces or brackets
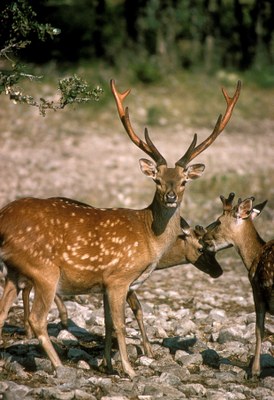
0,78,273,399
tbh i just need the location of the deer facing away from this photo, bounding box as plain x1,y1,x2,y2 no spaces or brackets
0,216,223,359
204,193,274,377
0,80,240,378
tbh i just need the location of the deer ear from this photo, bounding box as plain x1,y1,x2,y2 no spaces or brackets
185,163,205,181
180,217,190,235
237,199,253,219
139,158,157,178
251,200,268,220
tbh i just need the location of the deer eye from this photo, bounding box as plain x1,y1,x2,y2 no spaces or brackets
181,181,186,187
198,247,204,253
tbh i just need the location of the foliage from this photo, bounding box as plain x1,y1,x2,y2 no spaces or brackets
1,0,274,89
0,0,103,114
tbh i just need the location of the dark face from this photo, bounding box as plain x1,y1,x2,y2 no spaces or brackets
193,250,223,278
204,215,235,252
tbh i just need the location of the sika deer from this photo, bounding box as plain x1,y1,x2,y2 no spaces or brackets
0,80,240,378
0,217,222,359
204,193,273,377
126,218,223,357
0,267,68,343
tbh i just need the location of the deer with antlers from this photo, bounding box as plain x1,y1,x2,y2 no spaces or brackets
0,80,240,378
0,216,222,358
204,193,274,378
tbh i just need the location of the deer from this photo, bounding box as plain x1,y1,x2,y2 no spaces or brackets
125,219,223,357
0,267,68,343
203,192,274,378
0,216,223,359
0,79,240,378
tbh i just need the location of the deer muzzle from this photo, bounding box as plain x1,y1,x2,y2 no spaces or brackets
164,191,178,207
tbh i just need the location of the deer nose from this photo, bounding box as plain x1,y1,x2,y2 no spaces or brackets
166,191,177,202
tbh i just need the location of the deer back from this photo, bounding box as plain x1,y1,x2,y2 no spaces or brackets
0,196,186,292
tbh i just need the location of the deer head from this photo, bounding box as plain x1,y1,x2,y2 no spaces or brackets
177,219,223,278
111,80,241,209
204,193,268,252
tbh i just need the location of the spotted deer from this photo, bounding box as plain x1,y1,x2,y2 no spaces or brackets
0,80,240,378
204,193,274,377
0,269,68,342
126,218,223,357
0,216,222,359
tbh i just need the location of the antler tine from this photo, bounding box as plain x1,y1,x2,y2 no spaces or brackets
176,80,241,168
220,192,235,211
144,128,167,166
175,133,198,168
111,79,166,165
220,80,241,132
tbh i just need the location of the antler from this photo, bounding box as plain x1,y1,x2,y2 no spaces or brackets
176,80,241,168
220,192,236,211
111,79,166,165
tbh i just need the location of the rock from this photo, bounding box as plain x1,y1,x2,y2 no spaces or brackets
74,390,97,400
174,319,197,336
218,325,246,344
1,381,31,400
57,329,79,345
77,360,91,370
175,352,203,367
136,356,154,366
181,383,207,397
159,371,181,386
101,397,129,400
33,357,53,373
4,360,29,379
208,308,227,321
55,365,78,383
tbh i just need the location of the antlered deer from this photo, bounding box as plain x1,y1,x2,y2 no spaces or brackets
0,80,240,377
0,217,222,359
204,193,274,377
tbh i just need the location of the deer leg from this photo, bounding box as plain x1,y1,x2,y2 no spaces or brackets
54,295,68,328
105,285,136,379
22,282,34,339
28,275,62,369
0,278,19,342
251,284,266,377
103,291,114,374
252,306,265,377
127,290,153,357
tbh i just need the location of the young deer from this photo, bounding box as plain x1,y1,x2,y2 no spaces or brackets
204,193,274,377
0,268,68,342
0,80,240,378
0,217,222,359
126,218,223,357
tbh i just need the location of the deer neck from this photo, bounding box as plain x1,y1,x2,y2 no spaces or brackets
234,221,266,271
147,193,181,238
157,239,187,269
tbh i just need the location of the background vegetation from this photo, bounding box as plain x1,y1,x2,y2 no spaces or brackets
1,0,274,88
